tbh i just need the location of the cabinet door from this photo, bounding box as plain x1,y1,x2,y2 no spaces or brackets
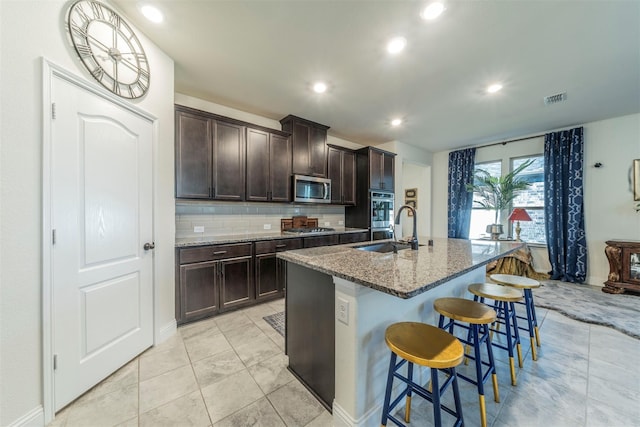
291,122,311,175
370,149,383,190
270,133,292,202
309,125,327,177
327,147,343,203
213,120,245,200
382,152,395,191
255,253,279,299
342,150,357,205
219,256,253,311
179,261,218,323
339,231,368,244
246,128,270,201
304,234,339,248
175,111,212,199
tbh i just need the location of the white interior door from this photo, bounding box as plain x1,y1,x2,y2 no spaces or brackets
50,74,154,411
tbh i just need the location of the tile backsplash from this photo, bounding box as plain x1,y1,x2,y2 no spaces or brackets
176,201,346,238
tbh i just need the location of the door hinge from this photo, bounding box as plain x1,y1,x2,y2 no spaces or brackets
51,102,56,120
53,354,58,370
52,229,56,245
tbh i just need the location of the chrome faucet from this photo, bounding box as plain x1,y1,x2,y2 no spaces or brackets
395,205,419,250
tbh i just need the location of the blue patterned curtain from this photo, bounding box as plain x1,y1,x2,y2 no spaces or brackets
447,148,476,239
544,127,587,283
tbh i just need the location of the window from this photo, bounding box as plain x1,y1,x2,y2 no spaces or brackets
511,156,546,244
469,161,501,239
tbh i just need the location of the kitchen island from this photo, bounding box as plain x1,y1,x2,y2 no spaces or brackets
278,237,524,427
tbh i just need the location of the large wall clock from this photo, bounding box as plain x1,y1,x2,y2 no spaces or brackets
67,0,150,99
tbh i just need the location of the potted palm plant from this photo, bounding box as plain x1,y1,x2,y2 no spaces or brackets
466,160,533,240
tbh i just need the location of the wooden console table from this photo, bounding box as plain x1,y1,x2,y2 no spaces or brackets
603,240,640,294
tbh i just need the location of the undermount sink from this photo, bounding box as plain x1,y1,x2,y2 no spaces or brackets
354,242,412,253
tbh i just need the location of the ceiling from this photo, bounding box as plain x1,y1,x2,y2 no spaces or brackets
112,0,640,152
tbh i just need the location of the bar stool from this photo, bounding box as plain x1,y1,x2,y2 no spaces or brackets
468,283,523,386
380,322,464,427
434,297,499,427
490,273,541,361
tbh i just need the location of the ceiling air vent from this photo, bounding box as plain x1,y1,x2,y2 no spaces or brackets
544,92,567,105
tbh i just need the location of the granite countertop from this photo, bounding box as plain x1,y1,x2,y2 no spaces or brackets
175,227,369,247
277,237,525,299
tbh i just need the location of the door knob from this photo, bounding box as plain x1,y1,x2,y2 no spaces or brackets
143,242,155,250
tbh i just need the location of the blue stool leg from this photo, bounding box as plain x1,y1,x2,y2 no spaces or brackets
526,289,541,347
450,367,464,427
405,362,413,423
510,302,523,368
471,323,488,427
501,301,517,386
522,289,537,361
483,323,500,403
380,352,397,427
431,367,442,427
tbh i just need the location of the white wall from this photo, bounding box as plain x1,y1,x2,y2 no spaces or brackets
0,1,175,425
432,113,640,286
376,141,433,239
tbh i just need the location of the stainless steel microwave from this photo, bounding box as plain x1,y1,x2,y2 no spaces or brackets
293,175,331,203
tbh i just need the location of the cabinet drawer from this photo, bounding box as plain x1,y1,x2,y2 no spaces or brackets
304,234,339,248
179,243,252,264
255,238,303,255
339,232,369,244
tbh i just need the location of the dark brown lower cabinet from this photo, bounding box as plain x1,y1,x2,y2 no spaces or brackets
286,262,335,410
339,231,369,244
255,238,304,301
176,243,253,325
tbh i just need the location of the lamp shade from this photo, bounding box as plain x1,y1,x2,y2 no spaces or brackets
508,208,532,222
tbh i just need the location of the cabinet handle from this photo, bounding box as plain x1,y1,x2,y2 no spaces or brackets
275,244,287,248
213,250,227,255
212,186,216,198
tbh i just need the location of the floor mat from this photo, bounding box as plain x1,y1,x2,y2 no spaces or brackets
263,311,285,337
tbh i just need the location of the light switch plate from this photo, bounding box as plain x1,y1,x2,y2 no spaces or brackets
338,220,344,225
264,224,272,230
324,222,331,226
193,226,204,233
337,297,349,325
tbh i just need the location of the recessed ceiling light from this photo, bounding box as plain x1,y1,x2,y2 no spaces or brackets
391,118,403,127
313,82,327,93
487,83,503,94
140,4,163,23
421,2,445,20
387,37,407,54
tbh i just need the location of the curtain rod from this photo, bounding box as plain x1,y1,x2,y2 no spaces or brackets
463,132,547,150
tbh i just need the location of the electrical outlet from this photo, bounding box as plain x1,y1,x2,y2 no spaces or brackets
338,220,344,225
263,224,272,230
337,297,349,325
324,222,331,226
193,226,204,233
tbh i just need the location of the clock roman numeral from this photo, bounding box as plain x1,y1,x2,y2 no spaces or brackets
108,11,121,28
90,1,104,19
91,66,104,81
75,43,92,58
70,23,88,39
73,4,91,25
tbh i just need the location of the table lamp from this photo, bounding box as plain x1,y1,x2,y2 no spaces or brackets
508,208,532,241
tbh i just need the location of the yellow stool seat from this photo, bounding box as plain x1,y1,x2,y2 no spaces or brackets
468,283,523,302
468,283,524,386
490,273,540,289
434,297,497,325
490,273,542,357
385,322,464,368
380,322,465,426
434,298,499,427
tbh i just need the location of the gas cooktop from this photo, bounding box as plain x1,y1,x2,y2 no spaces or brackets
283,227,335,234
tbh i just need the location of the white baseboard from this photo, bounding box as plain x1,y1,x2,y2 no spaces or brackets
8,406,44,427
332,401,381,427
156,319,177,344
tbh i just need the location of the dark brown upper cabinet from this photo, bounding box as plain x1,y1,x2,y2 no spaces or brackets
280,115,330,178
246,127,292,202
358,147,396,192
327,145,356,205
175,105,245,200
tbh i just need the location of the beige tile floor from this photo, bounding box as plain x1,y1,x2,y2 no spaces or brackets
49,297,640,427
